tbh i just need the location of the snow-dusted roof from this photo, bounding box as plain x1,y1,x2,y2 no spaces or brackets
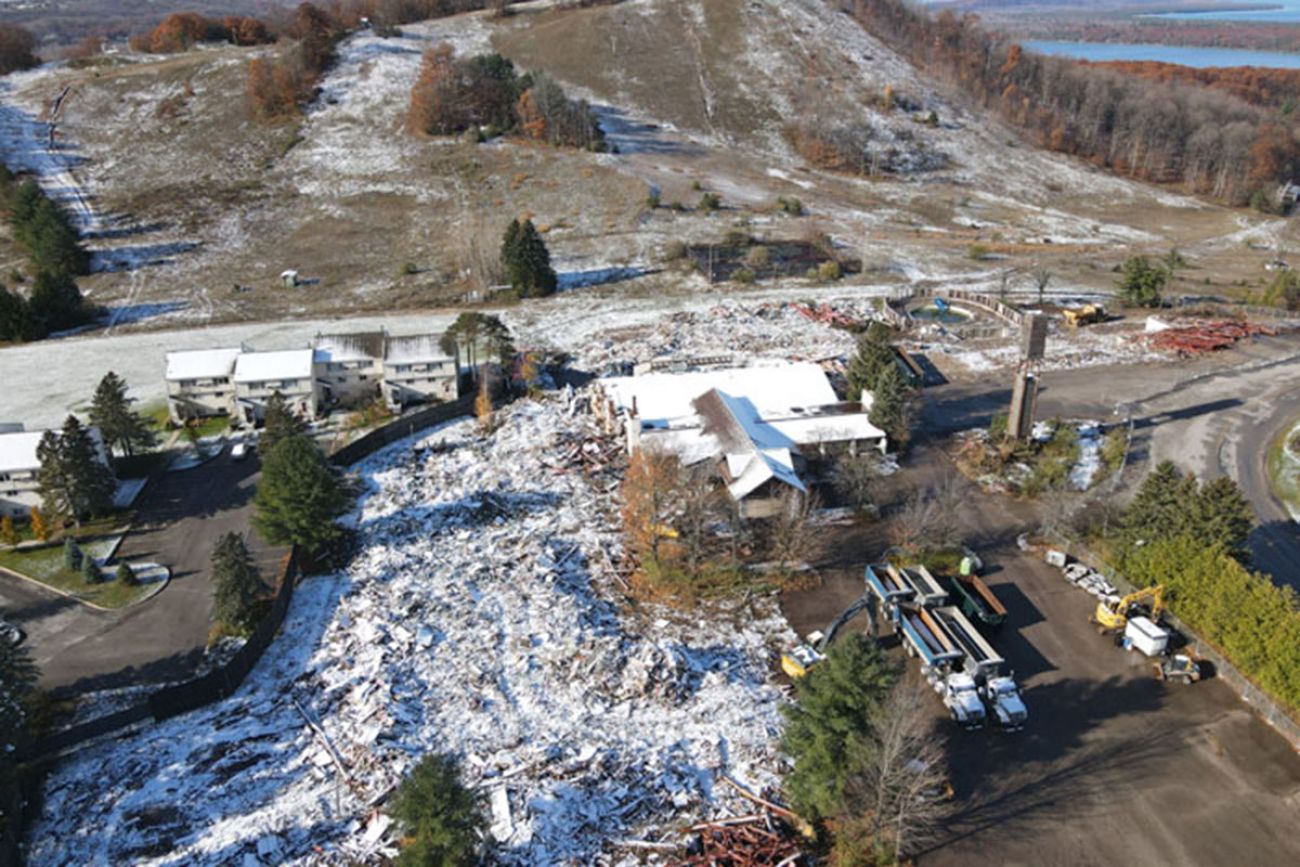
234,349,315,384
165,348,241,381
384,333,453,365
0,430,46,474
313,332,385,363
602,362,838,424
0,426,107,473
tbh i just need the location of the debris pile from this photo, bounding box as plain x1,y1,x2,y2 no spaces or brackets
28,398,798,866
676,815,808,866
790,301,863,330
1142,320,1275,356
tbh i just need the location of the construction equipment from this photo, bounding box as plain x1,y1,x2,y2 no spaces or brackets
896,604,965,670
1155,653,1202,685
947,573,1007,632
780,595,874,678
1063,304,1105,327
1093,585,1164,633
980,675,1028,731
933,604,1004,683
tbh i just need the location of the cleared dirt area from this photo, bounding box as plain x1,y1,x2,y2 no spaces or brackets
781,447,1300,867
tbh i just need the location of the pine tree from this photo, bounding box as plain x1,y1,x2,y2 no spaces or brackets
0,515,16,547
846,323,898,403
211,532,265,632
390,753,485,867
90,371,156,457
63,537,81,570
1116,256,1166,308
81,553,98,584
253,435,349,555
868,363,911,446
502,219,557,298
28,269,87,333
259,391,306,456
780,634,900,821
37,415,116,524
0,634,37,755
1122,460,1194,549
116,561,136,585
0,284,36,342
1194,475,1254,564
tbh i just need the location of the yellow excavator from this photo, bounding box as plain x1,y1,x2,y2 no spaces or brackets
1093,585,1164,633
1063,304,1105,328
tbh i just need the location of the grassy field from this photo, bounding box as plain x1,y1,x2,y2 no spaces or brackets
1267,421,1300,519
0,537,153,608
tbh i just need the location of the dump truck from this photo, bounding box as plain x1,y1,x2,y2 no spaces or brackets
980,675,1028,731
865,562,947,616
932,605,1004,683
895,604,987,730
947,573,1008,632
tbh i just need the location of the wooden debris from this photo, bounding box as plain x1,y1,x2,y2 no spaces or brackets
1143,320,1276,356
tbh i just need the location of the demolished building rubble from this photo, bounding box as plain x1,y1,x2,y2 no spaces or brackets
28,397,799,866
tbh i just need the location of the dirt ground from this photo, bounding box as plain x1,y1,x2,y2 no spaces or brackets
780,445,1300,867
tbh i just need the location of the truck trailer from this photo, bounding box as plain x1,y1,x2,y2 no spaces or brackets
947,573,1008,632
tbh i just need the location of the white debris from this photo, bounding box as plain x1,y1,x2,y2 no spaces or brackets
28,396,796,866
1070,421,1104,491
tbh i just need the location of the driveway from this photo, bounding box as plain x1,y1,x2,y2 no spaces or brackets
0,446,286,693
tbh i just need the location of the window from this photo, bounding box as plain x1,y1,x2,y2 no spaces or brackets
359,375,368,382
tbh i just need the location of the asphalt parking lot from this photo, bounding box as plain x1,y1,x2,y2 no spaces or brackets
0,445,285,692
781,453,1300,867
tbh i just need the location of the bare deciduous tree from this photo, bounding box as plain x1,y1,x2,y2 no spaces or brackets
767,490,824,574
1032,266,1052,304
830,452,884,512
835,672,950,863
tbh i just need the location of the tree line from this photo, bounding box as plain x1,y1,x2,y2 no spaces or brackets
1118,462,1300,713
1086,61,1300,112
840,0,1300,205
129,12,274,53
408,46,606,151
0,24,39,75
0,168,93,343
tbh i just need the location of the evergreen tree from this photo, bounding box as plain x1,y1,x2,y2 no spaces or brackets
81,553,98,583
390,753,485,867
259,391,307,456
868,363,911,446
845,322,897,403
501,219,557,298
1194,475,1254,564
63,538,82,571
253,435,349,555
1122,460,1195,549
116,561,136,585
37,415,116,524
0,284,37,342
28,269,87,333
211,532,266,632
90,371,156,457
478,313,514,365
780,634,899,821
1116,256,1167,308
0,635,37,755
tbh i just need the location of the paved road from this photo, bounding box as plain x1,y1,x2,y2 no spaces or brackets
0,447,285,693
921,333,1300,587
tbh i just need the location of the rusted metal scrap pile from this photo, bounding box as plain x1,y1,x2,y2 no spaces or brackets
673,813,809,866
791,301,861,330
1144,320,1275,356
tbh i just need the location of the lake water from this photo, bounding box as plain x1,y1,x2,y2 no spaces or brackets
1151,1,1300,23
1024,39,1300,68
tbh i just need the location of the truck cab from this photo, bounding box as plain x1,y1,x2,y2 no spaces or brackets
942,672,986,730
981,675,1028,731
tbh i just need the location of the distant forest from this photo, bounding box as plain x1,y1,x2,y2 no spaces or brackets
841,0,1300,205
